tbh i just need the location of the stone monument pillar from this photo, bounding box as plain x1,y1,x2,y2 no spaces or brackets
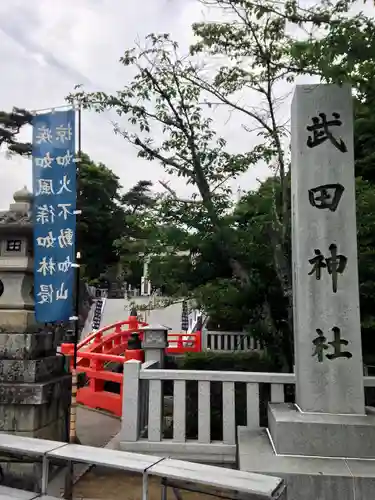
0,188,71,488
291,84,365,415
267,83,375,455
141,255,151,296
238,85,375,499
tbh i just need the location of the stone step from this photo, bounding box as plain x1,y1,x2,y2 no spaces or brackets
238,426,375,500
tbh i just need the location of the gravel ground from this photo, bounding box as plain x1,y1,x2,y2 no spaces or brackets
74,468,221,500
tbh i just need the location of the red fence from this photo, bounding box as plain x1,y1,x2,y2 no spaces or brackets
61,317,202,416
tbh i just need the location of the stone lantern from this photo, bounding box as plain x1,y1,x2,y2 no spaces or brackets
0,187,71,489
141,324,169,367
0,186,35,331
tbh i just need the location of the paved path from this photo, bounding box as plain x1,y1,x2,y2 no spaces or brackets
75,406,120,448
47,406,120,498
48,299,181,497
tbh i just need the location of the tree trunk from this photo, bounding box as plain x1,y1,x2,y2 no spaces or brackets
269,227,294,371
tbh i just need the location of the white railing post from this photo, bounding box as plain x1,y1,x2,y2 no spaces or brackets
121,360,142,441
201,330,208,350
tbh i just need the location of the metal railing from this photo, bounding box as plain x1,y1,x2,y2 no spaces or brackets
0,433,287,500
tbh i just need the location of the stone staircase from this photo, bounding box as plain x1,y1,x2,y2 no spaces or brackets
100,297,184,332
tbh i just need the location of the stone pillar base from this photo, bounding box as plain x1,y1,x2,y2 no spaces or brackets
0,329,72,491
0,310,36,333
0,376,71,434
268,402,375,459
144,348,164,367
238,426,375,500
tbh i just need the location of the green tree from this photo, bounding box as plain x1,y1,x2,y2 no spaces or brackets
114,180,157,287
70,1,375,369
77,153,126,281
186,0,375,364
352,84,375,363
187,1,295,354
354,92,375,184
0,107,32,156
356,177,375,363
195,0,375,97
69,34,257,287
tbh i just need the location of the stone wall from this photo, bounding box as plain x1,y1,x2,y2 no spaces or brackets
0,323,71,491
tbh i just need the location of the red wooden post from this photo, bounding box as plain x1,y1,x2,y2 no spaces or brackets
177,334,183,351
125,349,144,362
89,331,104,392
92,331,103,349
114,323,123,335
60,343,75,370
89,356,104,393
128,314,138,331
114,332,122,346
125,332,144,362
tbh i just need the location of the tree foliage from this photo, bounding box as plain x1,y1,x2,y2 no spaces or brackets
76,153,126,281
66,0,375,368
0,107,32,157
69,34,257,286
0,0,372,367
113,180,156,287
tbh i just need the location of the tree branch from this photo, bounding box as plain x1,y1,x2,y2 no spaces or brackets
158,180,201,204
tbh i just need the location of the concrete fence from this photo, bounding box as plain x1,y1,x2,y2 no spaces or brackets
120,360,375,464
188,310,261,351
120,360,295,463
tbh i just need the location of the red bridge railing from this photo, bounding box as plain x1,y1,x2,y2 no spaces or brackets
61,316,202,416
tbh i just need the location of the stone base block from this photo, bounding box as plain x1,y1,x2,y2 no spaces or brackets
0,373,71,405
0,398,67,432
0,331,55,359
0,414,67,440
268,403,375,459
0,417,67,492
0,310,36,333
238,426,375,500
0,355,65,383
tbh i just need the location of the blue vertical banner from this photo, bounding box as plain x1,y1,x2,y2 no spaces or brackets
32,109,76,322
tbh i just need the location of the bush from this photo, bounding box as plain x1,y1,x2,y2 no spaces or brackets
77,372,88,388
174,350,278,371
165,351,284,440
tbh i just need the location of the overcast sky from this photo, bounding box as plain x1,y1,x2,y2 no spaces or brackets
0,0,371,209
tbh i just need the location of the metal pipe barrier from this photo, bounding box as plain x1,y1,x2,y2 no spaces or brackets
0,433,287,500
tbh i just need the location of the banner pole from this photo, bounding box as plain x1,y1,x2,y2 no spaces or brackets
73,104,82,370
64,104,82,500
69,103,82,444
